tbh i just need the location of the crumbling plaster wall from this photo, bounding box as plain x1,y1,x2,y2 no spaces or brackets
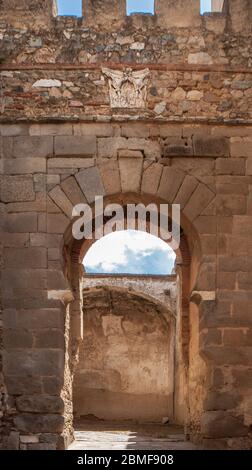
73,285,175,423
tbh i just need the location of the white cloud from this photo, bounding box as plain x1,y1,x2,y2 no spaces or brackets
83,230,176,274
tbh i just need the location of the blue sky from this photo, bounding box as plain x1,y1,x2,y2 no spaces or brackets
57,1,212,17
83,230,176,275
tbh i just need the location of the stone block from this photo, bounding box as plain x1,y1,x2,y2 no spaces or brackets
216,195,247,216
119,157,143,193
99,160,121,195
184,183,215,221
164,144,193,157
247,158,252,175
7,136,53,158
61,176,86,205
14,413,64,433
194,136,229,157
3,308,64,330
6,193,46,213
76,166,105,203
199,329,222,348
128,139,161,160
188,52,213,65
74,123,113,137
202,346,252,366
118,149,143,158
141,163,163,195
27,443,56,450
223,329,246,346
2,233,30,247
54,136,96,156
16,395,64,414
4,329,33,349
1,176,35,202
47,270,68,290
3,350,64,376
0,124,29,137
121,124,150,138
230,137,252,158
2,269,47,290
42,377,64,395
5,376,42,395
201,411,248,438
48,157,94,169
5,431,20,450
216,158,246,175
34,330,65,349
203,392,240,412
47,213,69,234
4,247,47,268
237,272,252,290
20,435,39,444
233,216,252,236
30,124,73,136
98,137,127,158
194,216,217,234
218,272,236,290
4,158,46,175
157,167,185,202
173,175,198,209
49,186,73,218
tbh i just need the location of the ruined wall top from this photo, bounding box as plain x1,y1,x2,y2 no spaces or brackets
0,0,251,33
0,1,251,123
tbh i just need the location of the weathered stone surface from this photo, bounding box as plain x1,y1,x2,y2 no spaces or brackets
98,137,127,159
216,158,246,175
48,157,94,169
188,52,213,64
61,176,86,205
99,160,121,195
14,414,64,433
76,166,105,203
141,163,163,195
30,124,73,136
173,175,198,209
74,123,113,137
16,396,64,413
194,137,229,157
184,183,215,221
3,350,64,376
4,158,46,175
5,213,37,233
5,376,42,395
203,391,240,411
49,186,73,218
54,136,96,156
119,157,143,193
5,431,20,450
3,136,53,158
157,167,185,202
4,247,47,268
3,308,64,330
1,176,35,203
47,213,69,233
201,411,248,438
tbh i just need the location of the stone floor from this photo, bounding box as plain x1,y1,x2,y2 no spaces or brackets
68,420,199,450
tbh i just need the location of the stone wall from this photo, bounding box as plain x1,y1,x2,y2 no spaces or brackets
73,285,175,423
81,274,178,313
0,0,252,451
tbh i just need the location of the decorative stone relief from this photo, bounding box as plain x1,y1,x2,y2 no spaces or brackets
102,67,150,108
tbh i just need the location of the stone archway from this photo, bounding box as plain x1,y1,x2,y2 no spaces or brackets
45,160,217,447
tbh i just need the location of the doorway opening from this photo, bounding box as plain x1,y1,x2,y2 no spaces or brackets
70,229,189,447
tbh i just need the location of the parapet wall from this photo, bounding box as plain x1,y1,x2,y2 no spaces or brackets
0,0,251,124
